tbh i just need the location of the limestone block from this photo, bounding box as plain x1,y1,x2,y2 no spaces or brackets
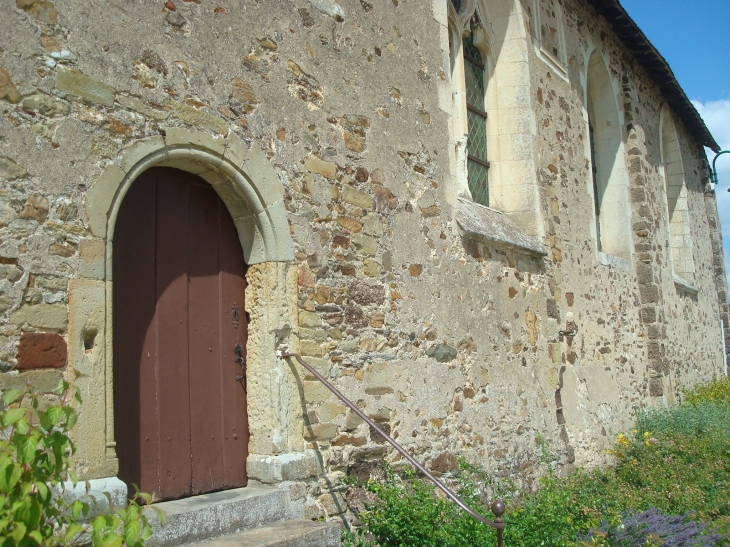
342,186,372,209
0,157,28,180
21,93,69,117
55,477,127,519
56,68,115,107
115,94,168,120
247,451,323,484
362,213,382,236
10,304,68,331
120,137,167,173
306,0,345,18
304,156,336,179
162,127,226,158
79,239,106,280
299,311,322,328
86,164,126,238
303,422,338,441
352,234,377,256
67,278,110,479
223,132,250,169
364,362,388,386
0,369,64,393
303,381,334,403
318,403,346,421
318,492,347,515
167,103,228,135
243,143,286,206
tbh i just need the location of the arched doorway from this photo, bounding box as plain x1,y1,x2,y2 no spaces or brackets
113,166,249,501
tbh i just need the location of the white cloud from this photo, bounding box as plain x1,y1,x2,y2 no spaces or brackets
692,99,730,290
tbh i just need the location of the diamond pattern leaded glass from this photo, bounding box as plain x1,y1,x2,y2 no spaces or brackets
463,34,488,206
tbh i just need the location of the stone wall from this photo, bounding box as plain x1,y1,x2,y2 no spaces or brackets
0,0,727,524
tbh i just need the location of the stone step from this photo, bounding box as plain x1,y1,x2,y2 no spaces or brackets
182,520,341,547
146,486,288,547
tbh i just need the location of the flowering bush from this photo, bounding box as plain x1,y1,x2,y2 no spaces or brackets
579,508,724,546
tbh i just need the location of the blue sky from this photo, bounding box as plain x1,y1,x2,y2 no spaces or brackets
620,0,730,288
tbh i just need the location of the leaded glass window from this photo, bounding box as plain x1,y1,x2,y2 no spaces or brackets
450,0,463,13
463,33,489,206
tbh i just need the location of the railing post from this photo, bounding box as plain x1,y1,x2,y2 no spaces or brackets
491,499,505,547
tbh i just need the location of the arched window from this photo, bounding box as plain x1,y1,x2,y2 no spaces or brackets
448,0,491,207
660,106,695,284
463,32,489,205
586,50,632,261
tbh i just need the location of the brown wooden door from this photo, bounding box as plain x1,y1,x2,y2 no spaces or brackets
113,167,249,501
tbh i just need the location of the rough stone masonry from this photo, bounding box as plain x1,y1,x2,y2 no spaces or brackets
0,0,727,525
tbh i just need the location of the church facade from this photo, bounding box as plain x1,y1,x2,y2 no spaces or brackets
0,0,727,522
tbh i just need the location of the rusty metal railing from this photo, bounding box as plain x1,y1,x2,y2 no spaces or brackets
279,350,506,546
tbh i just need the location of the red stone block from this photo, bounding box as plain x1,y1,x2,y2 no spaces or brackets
16,332,67,370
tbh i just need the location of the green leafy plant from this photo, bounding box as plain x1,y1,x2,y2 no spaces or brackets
0,378,164,547
343,378,730,547
683,376,730,408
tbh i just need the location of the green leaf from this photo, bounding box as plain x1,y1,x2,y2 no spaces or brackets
101,534,123,547
46,406,63,427
33,481,48,501
18,436,37,464
15,418,30,435
3,408,27,427
124,519,141,545
35,411,52,433
0,463,22,493
28,529,43,544
11,521,26,542
151,506,167,526
64,407,78,430
51,380,68,396
65,522,84,542
2,389,22,406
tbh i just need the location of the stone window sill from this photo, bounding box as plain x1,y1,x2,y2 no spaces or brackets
673,274,699,295
598,251,630,270
456,199,547,257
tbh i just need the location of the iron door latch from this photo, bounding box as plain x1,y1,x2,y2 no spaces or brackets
234,343,246,387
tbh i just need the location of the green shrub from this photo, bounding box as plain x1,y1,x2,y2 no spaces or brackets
634,402,730,438
0,379,164,547
343,378,730,546
684,377,730,408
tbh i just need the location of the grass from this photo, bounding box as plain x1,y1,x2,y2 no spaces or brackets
342,376,730,547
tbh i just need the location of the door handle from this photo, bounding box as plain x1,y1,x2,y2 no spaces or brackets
234,344,246,386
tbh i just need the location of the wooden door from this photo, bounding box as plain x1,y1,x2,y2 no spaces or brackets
113,167,249,501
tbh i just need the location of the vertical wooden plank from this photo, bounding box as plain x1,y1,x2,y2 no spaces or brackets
155,168,193,500
113,170,159,498
218,199,249,488
187,178,226,494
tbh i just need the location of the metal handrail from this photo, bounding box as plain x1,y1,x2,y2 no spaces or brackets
279,350,506,546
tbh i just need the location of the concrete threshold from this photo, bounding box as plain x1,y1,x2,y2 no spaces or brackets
146,486,287,547
183,519,341,547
